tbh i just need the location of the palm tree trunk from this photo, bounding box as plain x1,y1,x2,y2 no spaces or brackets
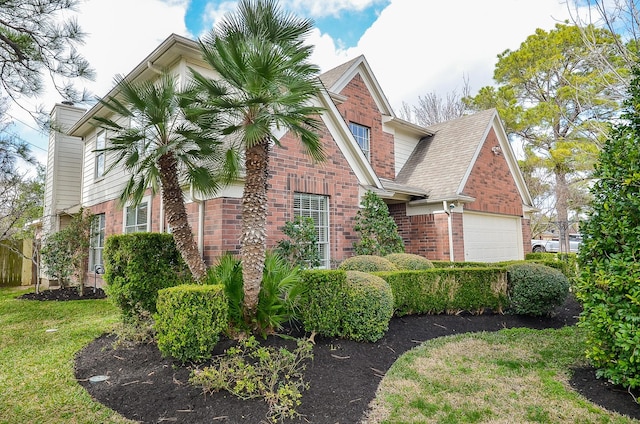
241,138,270,321
157,153,208,282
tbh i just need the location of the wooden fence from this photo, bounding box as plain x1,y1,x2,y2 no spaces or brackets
0,240,33,286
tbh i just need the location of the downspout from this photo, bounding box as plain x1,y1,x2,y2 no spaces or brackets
443,201,455,262
190,186,205,257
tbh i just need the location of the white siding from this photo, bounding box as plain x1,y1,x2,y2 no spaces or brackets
381,122,420,176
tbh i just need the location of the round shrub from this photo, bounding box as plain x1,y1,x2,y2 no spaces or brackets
384,253,434,270
155,284,228,363
507,263,570,316
338,255,397,273
341,271,394,342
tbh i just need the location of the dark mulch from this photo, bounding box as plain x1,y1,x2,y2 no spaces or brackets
71,295,640,424
18,286,107,301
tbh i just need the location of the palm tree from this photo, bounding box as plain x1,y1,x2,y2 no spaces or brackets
188,0,325,321
94,72,236,282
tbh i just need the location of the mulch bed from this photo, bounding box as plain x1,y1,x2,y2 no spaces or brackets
19,286,107,301
64,294,639,423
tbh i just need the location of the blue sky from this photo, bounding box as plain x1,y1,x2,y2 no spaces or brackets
9,0,586,167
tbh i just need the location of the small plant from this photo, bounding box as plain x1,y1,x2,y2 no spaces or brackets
155,284,228,363
507,263,570,316
385,253,434,270
190,336,314,423
341,271,394,342
41,208,94,292
353,190,404,256
338,255,397,272
276,216,321,269
208,251,304,335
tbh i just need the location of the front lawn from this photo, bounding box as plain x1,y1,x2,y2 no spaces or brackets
0,288,131,424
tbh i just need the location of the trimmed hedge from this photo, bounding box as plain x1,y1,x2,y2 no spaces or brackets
377,268,508,316
103,233,191,321
155,284,228,363
299,270,348,337
384,253,434,270
431,260,492,268
338,255,397,272
507,263,570,316
342,271,394,342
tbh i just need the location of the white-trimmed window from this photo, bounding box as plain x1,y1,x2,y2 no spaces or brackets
89,213,106,271
95,130,106,179
294,193,330,268
348,122,370,160
124,199,150,233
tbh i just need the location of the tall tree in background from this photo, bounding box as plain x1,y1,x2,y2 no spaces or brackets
467,23,625,249
190,0,325,322
0,0,93,122
568,0,638,98
94,72,236,282
398,77,471,126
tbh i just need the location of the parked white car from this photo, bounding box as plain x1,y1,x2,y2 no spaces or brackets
531,234,582,253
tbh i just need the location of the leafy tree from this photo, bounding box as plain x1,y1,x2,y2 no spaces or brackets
0,0,93,120
353,191,404,256
467,23,625,250
189,0,325,322
41,208,94,292
576,66,640,390
94,72,236,283
276,216,321,269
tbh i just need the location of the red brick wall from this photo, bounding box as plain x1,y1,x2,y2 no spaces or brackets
334,74,395,180
521,217,532,255
463,128,523,216
389,203,464,261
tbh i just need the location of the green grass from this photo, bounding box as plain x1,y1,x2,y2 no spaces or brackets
0,287,131,424
365,326,640,423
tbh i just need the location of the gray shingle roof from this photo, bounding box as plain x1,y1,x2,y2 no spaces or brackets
319,56,363,91
395,108,497,200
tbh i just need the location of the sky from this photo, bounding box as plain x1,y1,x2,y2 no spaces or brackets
10,0,585,167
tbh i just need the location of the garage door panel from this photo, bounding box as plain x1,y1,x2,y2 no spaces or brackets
463,213,522,262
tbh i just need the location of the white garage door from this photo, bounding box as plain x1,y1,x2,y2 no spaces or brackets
463,212,523,262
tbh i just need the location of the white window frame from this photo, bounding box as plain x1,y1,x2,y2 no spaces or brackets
294,193,330,268
89,213,106,271
124,197,151,233
95,130,106,179
348,122,370,160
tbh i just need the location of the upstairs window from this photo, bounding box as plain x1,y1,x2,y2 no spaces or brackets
294,193,330,268
95,130,106,179
349,122,370,160
124,200,149,233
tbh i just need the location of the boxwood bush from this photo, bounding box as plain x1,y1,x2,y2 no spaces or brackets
338,255,397,272
507,263,570,316
103,233,191,321
384,253,434,270
341,271,394,342
299,270,348,337
155,284,228,363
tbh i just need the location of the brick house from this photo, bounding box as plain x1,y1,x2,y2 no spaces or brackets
41,34,534,286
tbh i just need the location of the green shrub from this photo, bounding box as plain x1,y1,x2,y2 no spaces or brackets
385,253,434,270
507,263,570,316
155,284,228,363
379,268,508,315
431,260,490,268
276,216,321,269
104,233,190,322
353,190,404,256
298,270,347,337
341,271,394,342
576,68,640,390
338,255,397,272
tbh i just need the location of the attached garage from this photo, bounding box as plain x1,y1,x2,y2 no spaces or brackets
463,212,523,262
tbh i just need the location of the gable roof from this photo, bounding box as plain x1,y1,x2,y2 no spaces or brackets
320,55,395,117
396,109,533,206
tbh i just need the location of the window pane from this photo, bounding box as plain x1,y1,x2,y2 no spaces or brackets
293,193,330,268
348,122,370,160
